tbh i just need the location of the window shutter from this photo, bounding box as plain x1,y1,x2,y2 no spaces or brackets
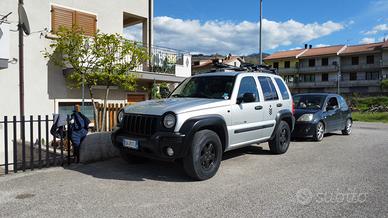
51,6,75,33
75,11,97,36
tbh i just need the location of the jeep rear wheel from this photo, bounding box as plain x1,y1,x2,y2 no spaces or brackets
183,130,222,181
269,121,291,154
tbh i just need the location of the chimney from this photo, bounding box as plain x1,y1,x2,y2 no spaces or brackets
309,45,312,49
304,44,308,49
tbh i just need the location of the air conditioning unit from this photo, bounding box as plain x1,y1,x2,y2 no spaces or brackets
0,23,10,70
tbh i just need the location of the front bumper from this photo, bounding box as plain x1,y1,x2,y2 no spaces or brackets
111,127,187,160
292,122,317,138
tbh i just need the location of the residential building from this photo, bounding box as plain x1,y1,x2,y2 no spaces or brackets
192,54,245,74
0,0,191,119
264,42,388,95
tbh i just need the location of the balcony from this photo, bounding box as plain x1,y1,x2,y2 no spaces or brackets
286,81,336,88
277,68,298,74
339,80,380,87
341,64,381,72
298,65,337,73
132,45,192,82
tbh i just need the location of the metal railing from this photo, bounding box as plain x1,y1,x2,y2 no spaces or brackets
0,115,73,176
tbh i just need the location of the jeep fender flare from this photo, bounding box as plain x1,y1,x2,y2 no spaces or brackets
179,115,229,156
270,109,295,140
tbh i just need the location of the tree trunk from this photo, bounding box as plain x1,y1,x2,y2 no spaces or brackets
101,86,110,131
88,86,99,132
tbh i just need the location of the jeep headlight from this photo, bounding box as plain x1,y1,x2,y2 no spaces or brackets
117,109,124,123
297,114,314,122
163,113,176,129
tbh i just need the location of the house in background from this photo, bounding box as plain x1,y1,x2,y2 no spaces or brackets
192,54,245,74
0,0,191,119
265,41,388,95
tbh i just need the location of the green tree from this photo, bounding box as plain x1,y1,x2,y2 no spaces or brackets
44,26,149,131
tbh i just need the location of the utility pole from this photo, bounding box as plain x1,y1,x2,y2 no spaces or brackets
259,0,263,65
18,0,25,118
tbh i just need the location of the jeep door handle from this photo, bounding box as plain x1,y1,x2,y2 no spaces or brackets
255,106,263,110
276,103,283,107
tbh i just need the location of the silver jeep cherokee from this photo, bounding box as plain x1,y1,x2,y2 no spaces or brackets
112,71,295,180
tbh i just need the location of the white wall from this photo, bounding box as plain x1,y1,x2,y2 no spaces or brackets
0,23,9,61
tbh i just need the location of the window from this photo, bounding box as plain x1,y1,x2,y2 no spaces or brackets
350,72,357,81
59,102,94,121
309,59,316,67
301,74,315,82
283,75,295,83
327,97,339,110
237,77,259,102
293,95,326,110
351,56,359,65
258,76,279,101
321,58,329,66
284,61,290,68
322,73,329,81
273,62,279,69
366,55,374,64
51,6,97,36
366,72,380,80
339,96,349,110
275,78,290,100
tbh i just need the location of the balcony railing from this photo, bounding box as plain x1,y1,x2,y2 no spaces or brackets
127,44,191,78
286,80,381,88
341,64,381,72
298,65,337,73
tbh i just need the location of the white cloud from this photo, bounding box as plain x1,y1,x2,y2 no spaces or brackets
359,37,376,44
364,24,388,35
125,16,344,55
315,44,330,48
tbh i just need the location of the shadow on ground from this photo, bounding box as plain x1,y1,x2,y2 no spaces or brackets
68,145,271,182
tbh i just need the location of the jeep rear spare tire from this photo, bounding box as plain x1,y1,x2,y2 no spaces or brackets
269,121,291,154
183,130,222,181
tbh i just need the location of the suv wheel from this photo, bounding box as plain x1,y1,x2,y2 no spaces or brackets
120,147,147,164
313,122,325,141
269,121,291,154
183,130,222,181
342,119,352,135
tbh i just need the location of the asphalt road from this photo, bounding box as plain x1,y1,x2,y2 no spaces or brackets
0,122,387,218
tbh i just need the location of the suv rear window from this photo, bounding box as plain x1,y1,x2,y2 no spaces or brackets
258,76,279,101
274,78,290,100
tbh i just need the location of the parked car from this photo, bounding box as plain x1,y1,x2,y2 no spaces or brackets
292,93,352,141
111,71,295,180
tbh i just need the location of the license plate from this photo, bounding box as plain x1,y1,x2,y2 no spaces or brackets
123,139,139,150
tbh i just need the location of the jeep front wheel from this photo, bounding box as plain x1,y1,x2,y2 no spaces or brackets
183,130,222,181
269,121,291,154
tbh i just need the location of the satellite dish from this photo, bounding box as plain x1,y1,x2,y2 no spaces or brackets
18,4,30,35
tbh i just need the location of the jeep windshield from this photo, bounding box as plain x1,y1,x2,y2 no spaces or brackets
171,76,235,100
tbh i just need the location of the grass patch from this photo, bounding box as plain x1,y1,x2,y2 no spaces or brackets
352,112,388,123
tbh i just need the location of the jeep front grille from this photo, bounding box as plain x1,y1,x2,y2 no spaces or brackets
122,114,159,137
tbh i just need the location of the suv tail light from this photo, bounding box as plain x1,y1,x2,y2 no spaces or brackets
292,99,295,114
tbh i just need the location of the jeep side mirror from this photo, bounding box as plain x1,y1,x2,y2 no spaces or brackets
237,93,256,104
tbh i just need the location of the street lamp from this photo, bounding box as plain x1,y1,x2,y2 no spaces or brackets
333,61,341,94
259,0,263,65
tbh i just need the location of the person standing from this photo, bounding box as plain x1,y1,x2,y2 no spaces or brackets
69,105,90,163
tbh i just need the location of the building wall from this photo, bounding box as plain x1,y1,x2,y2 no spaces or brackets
0,0,152,118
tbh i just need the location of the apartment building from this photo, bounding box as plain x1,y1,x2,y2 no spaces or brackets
0,0,191,118
264,41,388,95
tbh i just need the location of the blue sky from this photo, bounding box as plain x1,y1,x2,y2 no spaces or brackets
127,0,388,55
